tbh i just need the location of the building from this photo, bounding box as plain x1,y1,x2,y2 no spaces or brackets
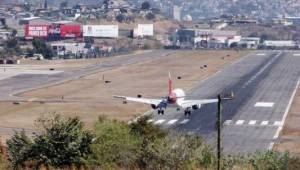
238,37,261,49
176,29,239,48
262,40,298,49
285,17,300,26
173,5,181,21
51,42,87,58
18,17,53,26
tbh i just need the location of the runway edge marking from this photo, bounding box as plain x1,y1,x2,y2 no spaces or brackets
270,78,300,150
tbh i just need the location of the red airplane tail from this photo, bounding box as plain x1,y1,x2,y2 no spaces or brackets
168,72,173,95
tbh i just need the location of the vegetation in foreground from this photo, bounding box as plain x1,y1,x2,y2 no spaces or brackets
1,113,300,170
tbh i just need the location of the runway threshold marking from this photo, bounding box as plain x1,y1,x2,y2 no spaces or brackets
180,119,190,124
224,120,232,125
255,102,274,107
248,120,257,125
167,119,178,125
257,53,266,56
147,119,154,123
154,119,165,125
236,120,245,125
224,120,282,127
273,121,282,126
261,121,269,126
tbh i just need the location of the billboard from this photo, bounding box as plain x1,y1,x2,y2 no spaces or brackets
83,25,118,38
135,24,154,37
24,25,49,38
60,25,81,38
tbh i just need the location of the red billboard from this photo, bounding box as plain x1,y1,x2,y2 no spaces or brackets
24,25,49,38
60,25,81,38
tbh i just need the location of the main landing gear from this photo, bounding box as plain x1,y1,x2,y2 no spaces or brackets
157,109,165,115
184,109,191,116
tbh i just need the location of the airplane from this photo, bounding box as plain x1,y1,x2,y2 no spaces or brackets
114,72,233,116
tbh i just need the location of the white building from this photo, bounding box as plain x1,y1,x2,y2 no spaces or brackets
173,5,181,21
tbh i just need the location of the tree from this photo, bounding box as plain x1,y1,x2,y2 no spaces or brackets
146,12,155,20
32,39,54,59
60,1,68,9
7,114,93,169
116,14,125,22
7,131,34,169
88,117,141,169
141,1,151,10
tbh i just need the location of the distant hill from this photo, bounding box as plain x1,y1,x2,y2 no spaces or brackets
16,0,300,19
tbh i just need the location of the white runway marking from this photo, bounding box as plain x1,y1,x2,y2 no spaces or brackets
236,120,245,125
242,52,281,89
224,120,232,125
257,53,266,56
268,142,275,150
255,102,274,107
167,119,178,125
180,119,189,124
154,119,165,125
293,54,300,56
273,79,300,140
147,119,154,123
248,120,257,125
273,121,282,126
261,121,269,126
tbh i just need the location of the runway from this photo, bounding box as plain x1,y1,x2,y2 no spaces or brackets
0,50,174,101
148,51,300,154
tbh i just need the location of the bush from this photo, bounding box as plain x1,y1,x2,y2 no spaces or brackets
7,114,93,169
87,117,141,169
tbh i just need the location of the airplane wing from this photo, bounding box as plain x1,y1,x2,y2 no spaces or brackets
180,99,218,108
114,96,162,106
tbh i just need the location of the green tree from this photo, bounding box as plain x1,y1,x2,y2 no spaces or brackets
146,12,156,20
7,114,93,169
141,1,151,10
7,131,33,169
116,14,125,22
60,1,68,9
32,39,54,59
88,117,141,169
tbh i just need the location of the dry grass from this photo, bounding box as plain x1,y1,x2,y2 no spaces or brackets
274,85,300,156
0,50,248,129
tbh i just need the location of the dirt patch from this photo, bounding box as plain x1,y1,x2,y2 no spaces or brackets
274,82,300,157
0,50,249,129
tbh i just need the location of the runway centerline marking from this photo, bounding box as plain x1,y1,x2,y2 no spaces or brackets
261,121,269,126
255,102,274,107
242,52,282,89
167,119,178,125
248,120,257,125
180,119,189,124
236,120,245,125
154,119,165,125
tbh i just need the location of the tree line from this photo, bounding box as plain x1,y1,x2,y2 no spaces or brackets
0,113,299,169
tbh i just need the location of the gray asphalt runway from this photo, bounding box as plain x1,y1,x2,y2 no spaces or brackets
148,51,300,154
0,50,174,101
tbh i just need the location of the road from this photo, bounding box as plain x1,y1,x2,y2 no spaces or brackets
0,50,174,101
148,51,300,154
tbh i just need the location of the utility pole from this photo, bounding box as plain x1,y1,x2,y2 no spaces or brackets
217,94,222,170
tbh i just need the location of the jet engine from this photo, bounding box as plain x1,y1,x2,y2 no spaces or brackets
192,104,201,110
151,104,158,109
